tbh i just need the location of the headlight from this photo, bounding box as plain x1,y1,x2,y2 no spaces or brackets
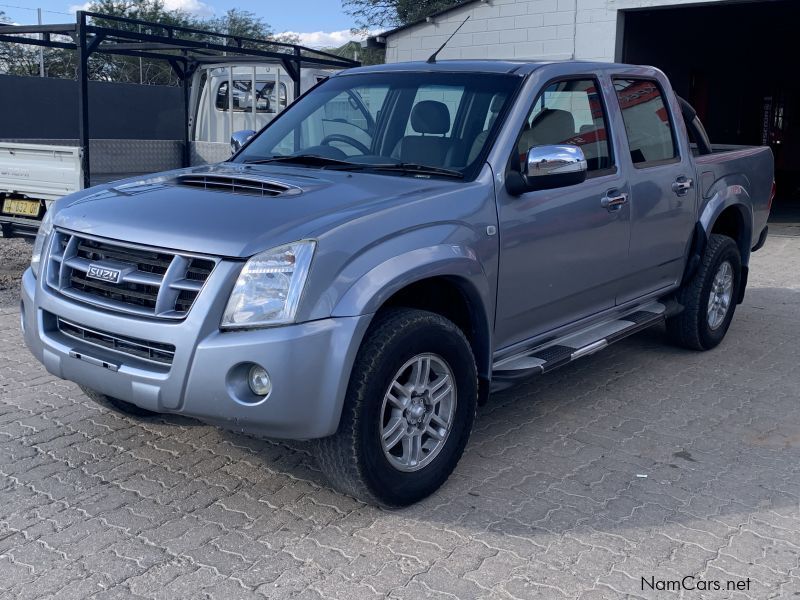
221,240,316,329
30,209,54,278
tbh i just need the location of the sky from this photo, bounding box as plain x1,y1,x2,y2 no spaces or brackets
0,0,368,48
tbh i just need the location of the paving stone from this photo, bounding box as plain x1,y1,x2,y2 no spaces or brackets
0,237,796,599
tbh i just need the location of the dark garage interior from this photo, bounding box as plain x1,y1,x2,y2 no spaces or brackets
621,0,797,221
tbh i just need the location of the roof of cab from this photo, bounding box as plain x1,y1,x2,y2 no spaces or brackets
337,60,547,76
336,60,628,77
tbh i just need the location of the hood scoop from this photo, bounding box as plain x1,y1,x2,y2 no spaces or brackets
172,173,301,197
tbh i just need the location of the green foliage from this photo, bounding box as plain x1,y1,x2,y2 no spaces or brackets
88,0,200,29
326,40,384,66
344,0,464,28
0,8,77,78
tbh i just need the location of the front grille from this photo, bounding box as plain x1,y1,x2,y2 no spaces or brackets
56,316,175,366
47,231,217,319
173,173,298,197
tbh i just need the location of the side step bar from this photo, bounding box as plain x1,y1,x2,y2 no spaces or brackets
492,302,666,385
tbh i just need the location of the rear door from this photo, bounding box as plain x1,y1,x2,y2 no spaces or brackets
494,76,631,350
611,77,697,303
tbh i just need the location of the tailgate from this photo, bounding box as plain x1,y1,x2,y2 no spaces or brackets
0,142,82,201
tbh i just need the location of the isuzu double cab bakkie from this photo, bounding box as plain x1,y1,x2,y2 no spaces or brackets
21,61,774,506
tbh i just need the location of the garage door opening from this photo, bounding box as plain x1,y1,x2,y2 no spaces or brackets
621,0,797,221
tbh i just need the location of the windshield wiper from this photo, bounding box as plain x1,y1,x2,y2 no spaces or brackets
372,163,464,179
243,154,358,168
244,155,464,179
326,162,464,179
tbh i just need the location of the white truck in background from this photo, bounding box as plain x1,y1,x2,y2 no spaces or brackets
0,62,330,238
0,143,82,236
190,63,330,149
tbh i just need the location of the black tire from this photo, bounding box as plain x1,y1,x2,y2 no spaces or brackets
666,234,742,350
79,385,159,418
316,308,478,507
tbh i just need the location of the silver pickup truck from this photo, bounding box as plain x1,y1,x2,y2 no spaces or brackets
21,60,774,506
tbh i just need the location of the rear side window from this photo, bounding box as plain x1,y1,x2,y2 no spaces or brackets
613,78,677,166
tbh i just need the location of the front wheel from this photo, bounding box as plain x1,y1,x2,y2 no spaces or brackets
666,233,742,350
316,308,478,506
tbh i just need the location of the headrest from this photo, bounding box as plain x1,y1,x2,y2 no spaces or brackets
530,108,576,145
490,94,506,113
410,100,450,134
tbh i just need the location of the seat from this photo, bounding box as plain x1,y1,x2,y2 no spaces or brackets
393,100,452,167
467,93,507,164
517,108,576,157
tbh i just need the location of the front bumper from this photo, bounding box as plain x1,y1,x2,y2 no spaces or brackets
21,267,371,439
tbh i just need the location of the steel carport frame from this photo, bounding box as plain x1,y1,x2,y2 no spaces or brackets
0,11,360,188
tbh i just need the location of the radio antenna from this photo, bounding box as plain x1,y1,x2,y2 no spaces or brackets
426,15,470,64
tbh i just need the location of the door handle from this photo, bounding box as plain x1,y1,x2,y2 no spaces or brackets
672,177,693,196
601,192,628,212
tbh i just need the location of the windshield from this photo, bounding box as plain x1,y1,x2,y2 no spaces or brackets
233,71,522,179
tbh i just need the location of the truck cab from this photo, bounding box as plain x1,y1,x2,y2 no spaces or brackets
189,63,332,145
20,60,774,507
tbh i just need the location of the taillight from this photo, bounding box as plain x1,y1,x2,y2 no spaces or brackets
768,180,776,212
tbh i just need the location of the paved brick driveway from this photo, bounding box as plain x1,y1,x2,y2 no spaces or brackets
1,235,798,600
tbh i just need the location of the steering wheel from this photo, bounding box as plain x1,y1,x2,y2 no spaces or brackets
320,133,370,155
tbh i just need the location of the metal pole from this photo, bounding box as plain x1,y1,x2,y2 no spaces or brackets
293,47,301,100
37,8,44,77
251,65,256,130
292,48,301,151
227,66,233,141
139,23,143,84
182,67,190,167
275,65,280,114
207,66,214,143
76,11,91,189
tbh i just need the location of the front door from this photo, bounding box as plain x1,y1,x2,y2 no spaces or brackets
494,77,631,350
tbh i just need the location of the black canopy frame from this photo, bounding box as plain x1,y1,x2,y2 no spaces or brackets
0,11,359,187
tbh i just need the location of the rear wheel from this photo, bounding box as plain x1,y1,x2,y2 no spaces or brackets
316,308,478,506
80,386,159,418
666,234,741,350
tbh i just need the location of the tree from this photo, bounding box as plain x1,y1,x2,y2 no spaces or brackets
0,10,63,77
344,0,464,29
326,40,384,66
86,0,204,84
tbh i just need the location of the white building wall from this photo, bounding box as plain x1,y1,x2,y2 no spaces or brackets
384,0,734,63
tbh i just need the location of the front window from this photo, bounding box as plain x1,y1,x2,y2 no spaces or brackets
234,72,522,179
516,78,613,172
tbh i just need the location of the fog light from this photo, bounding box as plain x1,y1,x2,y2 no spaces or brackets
248,365,272,397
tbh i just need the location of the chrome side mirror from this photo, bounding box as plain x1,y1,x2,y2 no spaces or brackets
507,144,588,195
526,145,587,179
230,130,256,154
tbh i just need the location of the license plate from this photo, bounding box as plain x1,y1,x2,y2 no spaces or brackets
2,198,41,217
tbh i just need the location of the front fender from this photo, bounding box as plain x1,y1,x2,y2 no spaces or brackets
331,244,490,318
328,243,494,381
